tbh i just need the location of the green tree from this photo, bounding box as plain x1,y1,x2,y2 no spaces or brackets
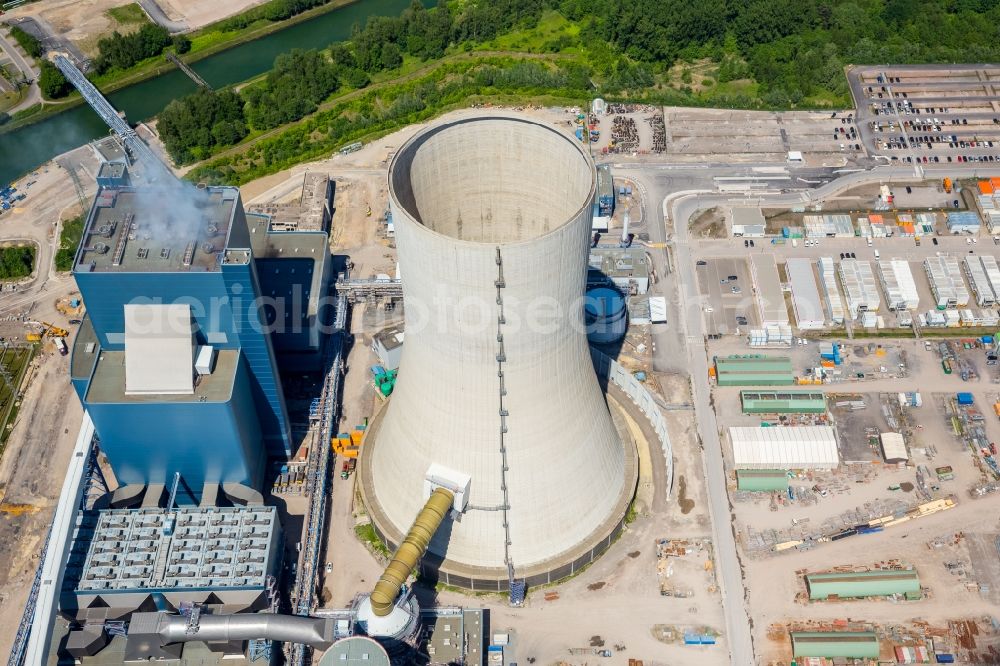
381,42,403,70
172,35,192,54
38,61,72,99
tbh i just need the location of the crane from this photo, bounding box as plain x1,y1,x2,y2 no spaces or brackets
26,321,69,338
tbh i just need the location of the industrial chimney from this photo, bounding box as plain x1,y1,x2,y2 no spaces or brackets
360,116,635,588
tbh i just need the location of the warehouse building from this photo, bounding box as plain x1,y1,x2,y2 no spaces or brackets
838,259,880,318
880,431,909,463
714,355,795,386
750,254,789,327
877,259,919,311
736,469,789,492
728,425,839,470
740,390,826,414
818,257,845,324
963,256,996,306
372,324,404,371
981,255,1000,303
731,207,766,237
785,258,825,330
803,214,854,238
924,255,970,308
946,210,981,234
791,632,880,659
806,569,921,600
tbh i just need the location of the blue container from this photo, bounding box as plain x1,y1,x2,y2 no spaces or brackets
981,336,993,344
935,655,955,663
957,392,975,405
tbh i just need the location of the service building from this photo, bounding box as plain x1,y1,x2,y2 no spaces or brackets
785,258,825,329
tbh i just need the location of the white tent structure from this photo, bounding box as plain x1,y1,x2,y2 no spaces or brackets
729,426,839,469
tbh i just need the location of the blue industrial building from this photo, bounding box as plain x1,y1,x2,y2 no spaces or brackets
70,181,331,497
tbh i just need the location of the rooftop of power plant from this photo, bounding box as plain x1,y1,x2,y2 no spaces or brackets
74,186,240,274
74,506,277,595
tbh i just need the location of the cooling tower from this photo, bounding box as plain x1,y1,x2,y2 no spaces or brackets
360,116,635,588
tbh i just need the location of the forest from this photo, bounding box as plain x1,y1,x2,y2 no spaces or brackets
93,24,172,75
0,246,36,280
174,0,1000,173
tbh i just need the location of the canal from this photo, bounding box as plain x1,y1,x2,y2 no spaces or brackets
0,0,421,184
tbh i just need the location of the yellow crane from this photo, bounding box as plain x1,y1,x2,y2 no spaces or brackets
27,321,69,338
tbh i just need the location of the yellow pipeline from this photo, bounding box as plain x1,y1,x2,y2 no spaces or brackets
370,487,454,617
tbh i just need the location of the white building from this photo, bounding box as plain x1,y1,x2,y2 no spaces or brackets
786,258,825,330
818,257,845,325
981,255,1000,303
732,207,766,238
728,426,839,470
750,254,790,327
963,255,996,307
838,259,880,318
924,255,970,308
877,259,919,311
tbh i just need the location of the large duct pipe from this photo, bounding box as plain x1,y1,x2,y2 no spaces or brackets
150,612,335,648
370,488,454,617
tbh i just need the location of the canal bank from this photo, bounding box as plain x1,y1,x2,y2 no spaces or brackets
0,0,426,185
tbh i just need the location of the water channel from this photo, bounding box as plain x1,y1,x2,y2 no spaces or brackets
0,0,420,184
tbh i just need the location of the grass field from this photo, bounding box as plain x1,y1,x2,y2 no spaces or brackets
0,345,33,448
106,3,148,25
55,216,84,272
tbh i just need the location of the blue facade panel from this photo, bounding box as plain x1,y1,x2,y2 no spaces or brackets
86,358,264,491
73,270,237,351
222,260,292,457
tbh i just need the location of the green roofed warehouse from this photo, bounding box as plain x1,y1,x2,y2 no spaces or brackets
714,356,794,386
806,569,921,601
791,632,880,659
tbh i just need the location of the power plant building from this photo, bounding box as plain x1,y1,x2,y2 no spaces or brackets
360,117,636,589
785,258,824,330
588,246,650,294
70,184,330,495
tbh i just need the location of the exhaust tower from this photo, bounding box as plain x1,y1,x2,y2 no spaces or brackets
360,116,635,588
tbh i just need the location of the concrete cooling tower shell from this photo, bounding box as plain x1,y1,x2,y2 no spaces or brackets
360,116,636,588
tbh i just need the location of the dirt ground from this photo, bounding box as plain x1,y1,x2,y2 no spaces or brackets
7,0,269,53
0,350,82,656
154,0,271,30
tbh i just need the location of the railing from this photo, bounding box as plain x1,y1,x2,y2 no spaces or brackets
289,293,347,666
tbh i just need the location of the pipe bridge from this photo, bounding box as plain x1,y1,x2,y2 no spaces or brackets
51,54,171,182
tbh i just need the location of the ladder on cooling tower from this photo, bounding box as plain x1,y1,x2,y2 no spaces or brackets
494,248,525,605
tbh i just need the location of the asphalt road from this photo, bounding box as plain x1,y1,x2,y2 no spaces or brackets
137,0,189,33
0,29,40,114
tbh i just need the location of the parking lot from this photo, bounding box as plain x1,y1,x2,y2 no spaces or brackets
694,257,758,335
849,65,1000,166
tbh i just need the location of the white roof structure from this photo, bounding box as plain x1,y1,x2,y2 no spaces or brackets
877,259,919,311
750,254,789,327
879,432,908,463
649,296,667,324
786,258,824,330
123,303,195,395
729,426,839,470
981,255,1000,302
818,257,845,324
963,256,996,306
924,255,969,308
787,150,803,162
838,259,880,318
